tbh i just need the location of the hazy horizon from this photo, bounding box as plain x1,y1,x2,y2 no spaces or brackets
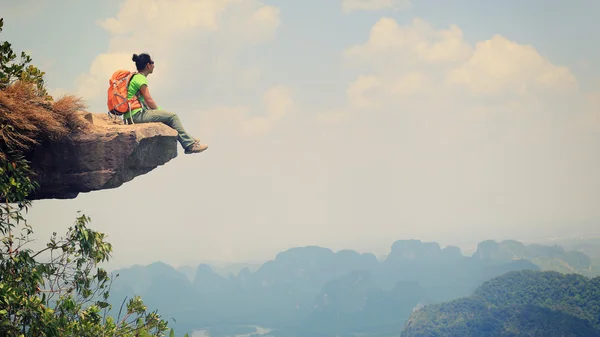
1,0,599,271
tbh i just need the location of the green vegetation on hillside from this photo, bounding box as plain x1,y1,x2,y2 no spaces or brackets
401,270,600,337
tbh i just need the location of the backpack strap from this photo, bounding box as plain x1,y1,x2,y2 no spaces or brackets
124,72,153,125
129,72,149,111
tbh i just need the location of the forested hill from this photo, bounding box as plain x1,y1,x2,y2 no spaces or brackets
401,270,600,337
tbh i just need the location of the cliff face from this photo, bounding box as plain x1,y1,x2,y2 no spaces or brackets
26,112,178,200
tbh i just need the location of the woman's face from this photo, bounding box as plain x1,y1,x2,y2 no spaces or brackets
146,59,155,74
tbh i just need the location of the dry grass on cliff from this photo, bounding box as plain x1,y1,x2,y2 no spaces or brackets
0,81,90,159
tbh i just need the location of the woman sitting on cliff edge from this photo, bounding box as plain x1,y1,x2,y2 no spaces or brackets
124,53,207,154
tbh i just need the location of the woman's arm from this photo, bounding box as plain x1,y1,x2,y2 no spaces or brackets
139,84,159,110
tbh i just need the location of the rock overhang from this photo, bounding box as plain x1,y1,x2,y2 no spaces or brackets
24,112,179,200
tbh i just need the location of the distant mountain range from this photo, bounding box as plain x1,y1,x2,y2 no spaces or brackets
528,234,600,259
104,238,599,336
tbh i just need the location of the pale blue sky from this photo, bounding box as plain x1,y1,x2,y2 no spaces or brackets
1,0,599,269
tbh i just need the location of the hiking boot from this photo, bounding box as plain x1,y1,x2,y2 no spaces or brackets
185,142,208,154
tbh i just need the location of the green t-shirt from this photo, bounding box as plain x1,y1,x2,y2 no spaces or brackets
124,73,148,118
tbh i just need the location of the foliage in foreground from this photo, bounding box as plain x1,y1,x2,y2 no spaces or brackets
0,17,187,336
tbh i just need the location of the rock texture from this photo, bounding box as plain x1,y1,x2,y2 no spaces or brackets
26,112,178,200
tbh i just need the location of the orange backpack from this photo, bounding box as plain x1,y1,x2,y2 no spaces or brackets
107,70,142,116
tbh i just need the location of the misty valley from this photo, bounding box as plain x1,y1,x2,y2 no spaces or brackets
104,238,600,337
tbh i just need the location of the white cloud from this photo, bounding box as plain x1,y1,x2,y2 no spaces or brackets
447,35,578,96
342,17,579,111
346,72,427,109
341,0,410,13
195,85,294,137
98,0,232,36
345,18,472,68
342,18,471,109
76,0,281,110
263,85,293,119
241,85,294,136
75,53,138,101
346,75,382,109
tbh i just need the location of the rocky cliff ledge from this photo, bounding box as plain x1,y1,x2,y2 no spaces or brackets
26,112,178,200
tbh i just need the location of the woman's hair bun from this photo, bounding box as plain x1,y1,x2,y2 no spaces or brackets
132,54,139,62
